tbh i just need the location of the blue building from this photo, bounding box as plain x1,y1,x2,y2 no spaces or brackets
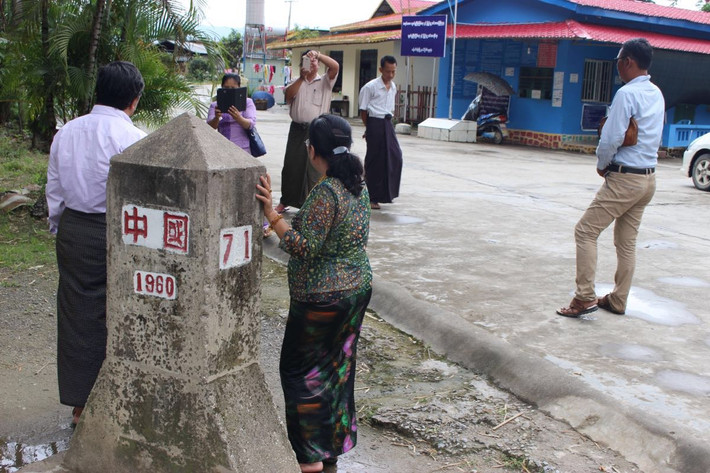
421,0,710,150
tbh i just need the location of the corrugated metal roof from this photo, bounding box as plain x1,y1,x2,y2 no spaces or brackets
454,20,710,54
270,19,710,54
333,1,439,33
268,30,401,49
331,12,404,33
568,0,710,25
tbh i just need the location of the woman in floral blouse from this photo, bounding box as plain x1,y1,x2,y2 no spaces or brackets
256,114,372,473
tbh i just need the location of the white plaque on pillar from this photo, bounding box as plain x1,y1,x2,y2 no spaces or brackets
122,204,190,254
133,270,177,300
220,226,253,270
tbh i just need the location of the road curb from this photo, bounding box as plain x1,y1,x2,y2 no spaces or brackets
366,275,710,473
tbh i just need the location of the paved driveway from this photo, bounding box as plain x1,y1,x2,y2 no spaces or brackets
253,105,709,472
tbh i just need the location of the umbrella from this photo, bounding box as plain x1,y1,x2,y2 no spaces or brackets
463,72,515,96
251,90,275,109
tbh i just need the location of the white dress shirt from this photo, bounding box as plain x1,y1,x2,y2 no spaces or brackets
46,105,146,233
359,76,397,118
596,75,665,170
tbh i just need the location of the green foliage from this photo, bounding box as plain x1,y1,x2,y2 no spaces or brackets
0,210,56,270
0,0,219,139
219,29,243,70
289,25,322,40
0,131,53,271
0,129,47,191
703,2,710,12
187,56,213,82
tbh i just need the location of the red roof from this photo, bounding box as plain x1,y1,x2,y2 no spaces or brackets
271,20,710,52
333,0,439,33
453,20,710,54
568,0,710,25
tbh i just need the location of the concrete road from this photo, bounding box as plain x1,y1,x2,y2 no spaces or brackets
254,105,710,473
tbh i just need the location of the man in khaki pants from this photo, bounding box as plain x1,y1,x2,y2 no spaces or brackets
558,38,664,318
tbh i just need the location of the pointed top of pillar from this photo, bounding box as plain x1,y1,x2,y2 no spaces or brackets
116,113,259,171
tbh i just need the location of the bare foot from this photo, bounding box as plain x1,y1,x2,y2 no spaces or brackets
299,461,323,473
71,407,84,427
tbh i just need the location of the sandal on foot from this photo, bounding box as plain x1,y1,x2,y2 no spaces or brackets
598,294,625,315
557,298,598,318
274,203,289,214
370,202,381,210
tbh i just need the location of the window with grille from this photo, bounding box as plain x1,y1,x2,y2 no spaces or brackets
518,67,554,99
582,59,613,103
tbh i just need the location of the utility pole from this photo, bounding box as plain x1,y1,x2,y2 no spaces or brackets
285,0,296,38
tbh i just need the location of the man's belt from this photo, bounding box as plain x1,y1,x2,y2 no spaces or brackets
369,114,393,120
607,164,655,175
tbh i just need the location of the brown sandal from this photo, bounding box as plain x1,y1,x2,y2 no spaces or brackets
557,298,598,318
598,294,625,315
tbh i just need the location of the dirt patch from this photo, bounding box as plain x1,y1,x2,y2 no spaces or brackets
1,258,638,472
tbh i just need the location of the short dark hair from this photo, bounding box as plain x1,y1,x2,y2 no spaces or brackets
308,114,365,197
221,73,241,87
380,55,397,68
95,61,144,110
621,38,653,70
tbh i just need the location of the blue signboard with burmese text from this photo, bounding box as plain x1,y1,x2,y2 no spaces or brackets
400,15,447,57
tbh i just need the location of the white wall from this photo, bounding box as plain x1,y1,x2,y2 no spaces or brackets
293,41,441,118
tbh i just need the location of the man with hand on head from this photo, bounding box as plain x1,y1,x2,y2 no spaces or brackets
275,49,340,213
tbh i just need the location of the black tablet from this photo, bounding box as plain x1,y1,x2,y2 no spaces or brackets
217,87,247,112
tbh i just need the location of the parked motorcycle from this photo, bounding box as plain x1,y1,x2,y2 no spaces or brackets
462,92,509,145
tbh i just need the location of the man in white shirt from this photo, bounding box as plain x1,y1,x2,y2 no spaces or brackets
558,38,664,318
275,50,339,212
46,61,146,427
359,55,403,209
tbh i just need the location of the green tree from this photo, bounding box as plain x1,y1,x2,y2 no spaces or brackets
187,56,213,81
0,0,220,150
219,29,242,71
289,24,321,40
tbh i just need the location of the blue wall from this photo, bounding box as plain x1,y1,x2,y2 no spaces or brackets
428,0,710,145
436,38,622,135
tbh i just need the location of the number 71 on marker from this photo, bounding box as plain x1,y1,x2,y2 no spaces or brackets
219,226,253,270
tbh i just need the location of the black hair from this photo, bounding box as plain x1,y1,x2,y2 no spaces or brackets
221,73,241,87
621,38,653,70
95,61,144,110
380,55,397,68
308,114,365,197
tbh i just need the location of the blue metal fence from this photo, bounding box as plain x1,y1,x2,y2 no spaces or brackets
667,123,710,148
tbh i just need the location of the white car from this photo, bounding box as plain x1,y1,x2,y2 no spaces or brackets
681,132,710,191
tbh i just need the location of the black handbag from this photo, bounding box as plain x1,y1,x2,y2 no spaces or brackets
248,127,267,157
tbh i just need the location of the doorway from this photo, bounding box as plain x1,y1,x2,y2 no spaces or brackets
359,49,379,92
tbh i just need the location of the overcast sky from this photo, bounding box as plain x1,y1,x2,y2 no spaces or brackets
183,0,706,38
186,0,384,34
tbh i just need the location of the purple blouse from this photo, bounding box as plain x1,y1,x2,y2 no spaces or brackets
207,98,257,154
